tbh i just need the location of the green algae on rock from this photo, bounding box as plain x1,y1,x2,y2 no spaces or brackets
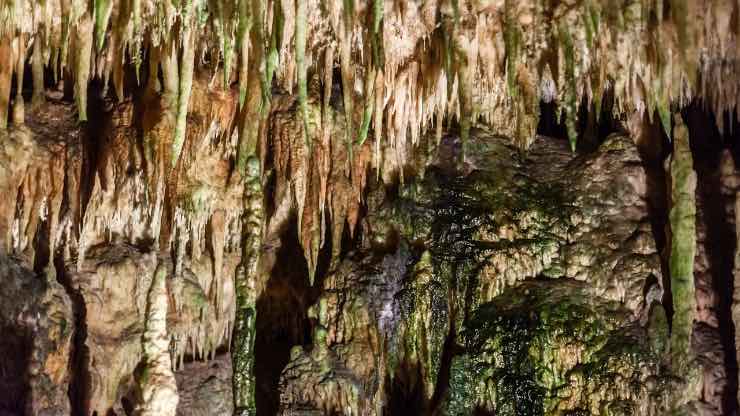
444,281,680,416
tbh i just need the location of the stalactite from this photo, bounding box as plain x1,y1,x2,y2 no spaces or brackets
134,263,179,416
74,11,93,122
214,0,235,89
265,0,283,107
232,156,263,416
357,0,382,148
456,43,472,159
668,114,697,373
253,0,271,112
236,0,251,109
31,36,45,107
503,0,520,99
93,0,112,51
172,20,196,168
0,34,12,130
339,0,354,165
559,24,578,151
12,33,26,125
130,0,142,79
160,39,180,107
295,0,309,146
59,0,71,80
356,67,375,147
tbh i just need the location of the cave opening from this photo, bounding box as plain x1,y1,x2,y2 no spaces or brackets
254,214,332,416
536,89,621,151
0,325,31,415
54,253,92,416
684,102,740,414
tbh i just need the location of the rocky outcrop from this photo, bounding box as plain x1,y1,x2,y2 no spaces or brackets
278,248,410,414
175,354,233,416
1,1,739,414
0,256,73,416
445,280,677,415
277,130,690,414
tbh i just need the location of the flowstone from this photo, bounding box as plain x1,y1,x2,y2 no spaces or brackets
443,281,680,416
277,129,693,415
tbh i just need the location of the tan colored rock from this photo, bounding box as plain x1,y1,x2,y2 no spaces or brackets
135,263,178,416
175,354,233,416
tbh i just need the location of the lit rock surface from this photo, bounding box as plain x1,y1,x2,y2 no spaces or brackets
135,263,178,416
0,1,738,415
175,354,234,416
277,130,701,414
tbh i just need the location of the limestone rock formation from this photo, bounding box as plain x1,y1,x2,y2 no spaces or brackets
0,257,73,416
277,130,696,415
1,1,739,415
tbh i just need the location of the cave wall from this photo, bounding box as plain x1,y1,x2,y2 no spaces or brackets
0,1,739,415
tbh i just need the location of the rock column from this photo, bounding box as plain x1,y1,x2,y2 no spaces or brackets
135,263,179,416
233,156,264,416
668,115,697,372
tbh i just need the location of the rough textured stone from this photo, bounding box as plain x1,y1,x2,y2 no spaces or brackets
0,256,73,416
175,355,234,416
277,130,689,415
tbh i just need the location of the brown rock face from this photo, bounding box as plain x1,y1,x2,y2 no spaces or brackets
276,131,684,414
0,257,73,416
1,2,740,413
0,86,243,414
175,354,234,416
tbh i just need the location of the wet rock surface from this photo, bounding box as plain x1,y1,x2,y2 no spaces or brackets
276,130,702,414
1,94,735,415
0,40,738,416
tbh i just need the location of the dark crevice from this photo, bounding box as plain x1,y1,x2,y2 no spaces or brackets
385,363,428,415
79,79,109,224
537,100,568,141
633,110,673,323
0,325,31,414
54,253,91,416
684,103,739,415
537,90,621,153
429,325,460,415
32,217,51,274
254,215,330,416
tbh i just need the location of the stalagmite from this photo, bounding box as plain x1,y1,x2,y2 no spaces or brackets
232,156,263,416
395,251,449,401
668,114,697,373
135,263,179,416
